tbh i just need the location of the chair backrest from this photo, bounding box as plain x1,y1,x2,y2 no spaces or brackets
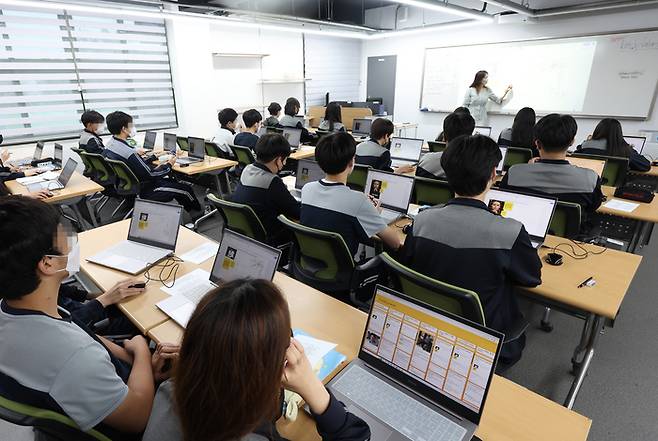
266,127,283,134
378,253,486,325
0,394,111,441
103,158,141,196
229,144,256,168
412,177,454,206
85,153,116,187
207,194,267,242
346,164,370,192
71,148,94,178
204,141,228,159
176,136,189,152
548,201,582,239
570,153,629,187
278,215,354,281
427,141,446,153
503,147,533,170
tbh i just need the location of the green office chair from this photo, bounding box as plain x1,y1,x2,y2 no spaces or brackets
0,394,111,441
503,147,533,170
103,158,141,220
570,153,629,187
427,141,447,153
278,215,379,308
548,201,582,239
83,153,119,220
207,194,267,243
176,136,190,152
347,164,370,192
71,148,94,178
204,141,230,159
229,144,256,168
412,177,454,206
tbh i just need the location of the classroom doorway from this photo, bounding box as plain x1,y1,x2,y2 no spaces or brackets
367,55,397,116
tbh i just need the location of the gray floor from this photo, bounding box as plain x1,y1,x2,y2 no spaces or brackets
2,205,656,440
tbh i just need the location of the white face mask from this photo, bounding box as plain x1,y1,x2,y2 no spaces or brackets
47,242,80,277
129,126,137,138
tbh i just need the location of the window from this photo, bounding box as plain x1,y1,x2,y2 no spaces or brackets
0,5,177,145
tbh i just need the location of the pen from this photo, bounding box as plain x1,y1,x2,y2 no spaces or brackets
578,276,594,288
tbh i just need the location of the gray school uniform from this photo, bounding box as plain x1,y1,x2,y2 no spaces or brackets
416,152,446,180
318,120,345,132
355,139,392,171
278,114,300,127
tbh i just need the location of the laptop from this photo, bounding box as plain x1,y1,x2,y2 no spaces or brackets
484,188,557,248
26,158,77,192
156,229,282,327
474,126,492,137
496,147,507,175
623,135,646,154
365,170,415,223
282,128,302,149
176,136,205,165
143,131,157,150
86,199,182,274
327,285,503,441
290,159,325,201
352,118,372,137
10,141,44,167
568,157,606,177
390,137,423,168
163,132,178,154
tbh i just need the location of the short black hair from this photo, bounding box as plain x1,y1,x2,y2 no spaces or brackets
254,134,291,163
0,197,61,300
453,106,470,115
370,118,394,141
284,97,300,116
443,112,475,142
441,135,501,197
534,113,577,153
218,108,238,127
315,132,356,175
106,111,133,135
267,102,281,115
80,110,104,127
242,109,263,128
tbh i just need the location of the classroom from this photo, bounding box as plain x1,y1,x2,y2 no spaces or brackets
2,0,658,440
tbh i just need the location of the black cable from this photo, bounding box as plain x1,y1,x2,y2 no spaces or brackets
551,238,607,260
144,256,183,288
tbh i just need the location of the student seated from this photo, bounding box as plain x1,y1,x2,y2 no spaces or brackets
577,118,651,172
278,97,316,144
436,106,470,142
300,132,402,257
500,113,604,226
318,101,345,132
78,110,106,154
212,108,238,158
234,109,263,150
355,118,414,174
231,134,300,246
0,197,179,439
418,111,475,180
498,107,537,156
103,111,201,213
0,149,43,186
143,279,370,441
400,135,542,365
264,102,281,127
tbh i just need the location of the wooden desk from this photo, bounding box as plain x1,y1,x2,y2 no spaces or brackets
79,220,218,333
289,146,315,161
5,171,102,204
599,185,658,223
170,155,237,176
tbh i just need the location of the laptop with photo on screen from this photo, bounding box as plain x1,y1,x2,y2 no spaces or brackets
496,147,507,175
25,158,77,192
390,137,423,168
623,135,646,154
327,285,503,441
474,126,492,137
568,157,606,177
86,199,183,274
365,170,415,223
290,158,325,201
143,131,157,150
484,188,557,248
282,127,302,149
352,118,372,137
163,132,178,155
156,229,282,327
176,136,205,165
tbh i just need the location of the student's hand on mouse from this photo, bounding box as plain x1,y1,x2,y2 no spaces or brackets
96,278,147,307
167,155,177,166
394,164,416,175
282,338,330,415
27,189,53,200
23,168,42,177
152,343,180,382
123,335,150,357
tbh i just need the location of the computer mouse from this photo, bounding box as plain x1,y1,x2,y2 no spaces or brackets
402,223,413,235
544,252,563,266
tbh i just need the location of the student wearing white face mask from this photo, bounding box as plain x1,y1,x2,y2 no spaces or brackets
0,197,180,439
103,111,201,214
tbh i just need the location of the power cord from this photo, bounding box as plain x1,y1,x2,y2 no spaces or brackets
144,256,183,288
551,238,607,260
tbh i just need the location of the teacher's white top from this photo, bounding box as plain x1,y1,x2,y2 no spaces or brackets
463,87,513,126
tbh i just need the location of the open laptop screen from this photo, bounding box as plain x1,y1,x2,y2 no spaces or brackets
624,135,646,154
474,126,492,137
210,230,280,285
127,199,182,250
282,128,302,148
365,170,414,214
360,286,502,422
54,143,63,163
143,131,157,150
188,137,206,160
484,189,556,241
57,158,77,186
390,137,423,162
352,118,372,136
295,159,324,190
163,133,177,154
33,142,44,160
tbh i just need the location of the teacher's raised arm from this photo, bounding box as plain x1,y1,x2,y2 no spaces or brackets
463,70,513,126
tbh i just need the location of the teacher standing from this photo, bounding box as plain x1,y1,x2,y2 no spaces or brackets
463,70,513,126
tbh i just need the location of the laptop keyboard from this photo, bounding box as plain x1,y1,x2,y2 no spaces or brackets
332,365,467,441
112,241,172,263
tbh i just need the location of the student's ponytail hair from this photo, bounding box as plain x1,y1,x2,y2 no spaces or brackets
591,118,633,158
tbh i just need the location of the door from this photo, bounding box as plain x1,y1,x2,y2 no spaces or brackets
367,55,397,116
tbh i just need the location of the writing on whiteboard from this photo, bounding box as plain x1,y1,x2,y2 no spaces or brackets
614,37,658,51
619,71,644,80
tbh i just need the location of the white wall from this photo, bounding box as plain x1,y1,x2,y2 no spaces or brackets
363,7,658,154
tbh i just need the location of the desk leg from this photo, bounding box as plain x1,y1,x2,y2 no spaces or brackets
627,220,645,254
565,314,603,409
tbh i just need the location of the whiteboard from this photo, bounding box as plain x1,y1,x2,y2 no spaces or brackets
419,30,658,119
